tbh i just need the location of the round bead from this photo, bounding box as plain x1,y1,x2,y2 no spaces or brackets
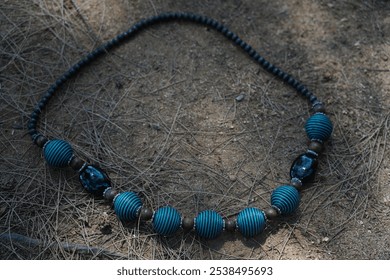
308,140,324,154
153,206,181,236
271,185,300,215
36,135,48,148
195,210,224,239
264,207,279,219
290,152,318,183
236,208,266,238
312,103,326,113
290,177,303,190
43,139,73,167
305,113,333,142
79,165,111,195
139,207,154,221
103,187,119,202
224,219,236,232
70,157,85,171
181,217,194,231
114,192,142,222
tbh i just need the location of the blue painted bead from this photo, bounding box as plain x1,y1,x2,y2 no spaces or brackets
271,185,300,215
114,192,142,222
237,207,266,238
153,206,181,236
290,153,318,183
195,210,224,239
79,165,111,195
305,113,333,141
43,139,73,167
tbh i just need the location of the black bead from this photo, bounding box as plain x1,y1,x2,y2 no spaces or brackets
224,219,236,232
290,153,318,183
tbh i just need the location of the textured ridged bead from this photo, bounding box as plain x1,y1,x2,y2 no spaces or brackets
195,210,224,239
79,165,111,195
43,139,73,167
290,153,318,183
305,113,333,142
152,206,181,236
236,208,266,238
114,192,142,222
271,185,300,215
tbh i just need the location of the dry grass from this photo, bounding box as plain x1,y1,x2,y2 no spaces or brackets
1,0,389,260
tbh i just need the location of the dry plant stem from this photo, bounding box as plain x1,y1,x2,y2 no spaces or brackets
0,232,126,259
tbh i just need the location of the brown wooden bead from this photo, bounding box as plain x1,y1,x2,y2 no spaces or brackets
312,103,326,113
36,135,48,148
290,178,303,191
70,157,85,170
103,187,119,202
181,217,194,231
264,207,279,219
139,207,154,221
308,140,323,154
224,219,236,232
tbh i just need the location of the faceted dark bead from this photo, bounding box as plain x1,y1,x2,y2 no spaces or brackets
79,165,111,196
224,219,236,232
264,207,279,219
290,153,318,183
139,207,154,221
181,217,194,231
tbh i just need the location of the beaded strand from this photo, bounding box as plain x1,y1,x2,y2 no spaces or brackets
28,12,333,239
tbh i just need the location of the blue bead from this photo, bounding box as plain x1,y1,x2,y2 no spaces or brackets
271,185,300,215
305,113,333,141
195,210,223,239
290,153,318,183
114,192,142,222
237,208,266,238
44,139,73,167
79,165,111,195
152,206,181,236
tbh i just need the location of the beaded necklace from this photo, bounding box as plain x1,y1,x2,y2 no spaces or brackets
28,12,333,239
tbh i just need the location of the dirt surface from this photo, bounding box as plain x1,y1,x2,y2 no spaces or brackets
1,0,389,260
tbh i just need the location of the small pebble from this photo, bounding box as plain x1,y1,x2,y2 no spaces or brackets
235,94,246,102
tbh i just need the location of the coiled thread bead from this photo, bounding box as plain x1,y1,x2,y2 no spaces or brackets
195,210,224,239
114,192,142,222
152,206,181,236
43,139,73,167
271,185,300,215
236,207,266,238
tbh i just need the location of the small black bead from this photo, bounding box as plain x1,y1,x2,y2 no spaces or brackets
225,31,233,39
234,37,243,45
29,128,37,136
28,122,36,130
287,77,295,85
262,61,270,68
264,207,279,219
138,207,154,221
224,219,236,232
231,34,238,41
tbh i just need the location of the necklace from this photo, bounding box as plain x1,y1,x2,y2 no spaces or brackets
28,12,333,240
